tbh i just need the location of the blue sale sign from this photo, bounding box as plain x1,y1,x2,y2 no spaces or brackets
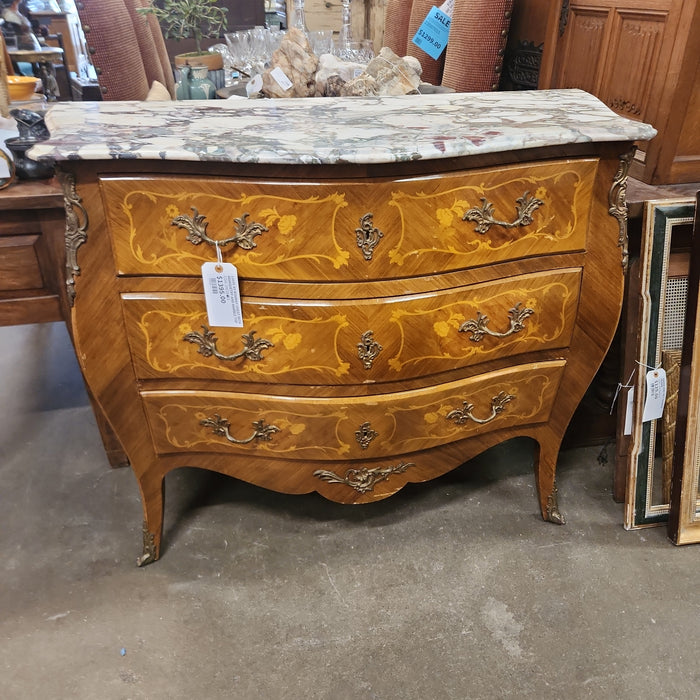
411,6,451,60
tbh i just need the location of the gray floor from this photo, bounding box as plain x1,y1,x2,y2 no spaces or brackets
2,322,699,700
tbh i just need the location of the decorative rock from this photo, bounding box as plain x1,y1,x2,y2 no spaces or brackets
261,27,319,98
324,75,346,97
314,53,367,96
364,47,423,96
340,74,379,97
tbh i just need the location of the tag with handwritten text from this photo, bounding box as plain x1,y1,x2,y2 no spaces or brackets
641,368,667,422
202,262,243,327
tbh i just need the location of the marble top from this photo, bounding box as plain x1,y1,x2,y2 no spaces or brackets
30,89,656,166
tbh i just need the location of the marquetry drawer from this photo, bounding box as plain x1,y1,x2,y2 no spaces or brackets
101,158,597,280
141,359,566,460
122,268,580,384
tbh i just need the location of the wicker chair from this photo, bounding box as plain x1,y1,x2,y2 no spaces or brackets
383,0,514,92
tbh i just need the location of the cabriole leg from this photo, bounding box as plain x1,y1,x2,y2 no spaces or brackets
534,438,566,525
136,475,165,566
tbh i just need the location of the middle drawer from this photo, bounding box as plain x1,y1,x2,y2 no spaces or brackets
123,268,580,385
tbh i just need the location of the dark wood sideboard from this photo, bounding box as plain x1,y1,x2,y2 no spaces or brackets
0,178,66,326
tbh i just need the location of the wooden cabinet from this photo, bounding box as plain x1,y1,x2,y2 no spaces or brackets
38,93,652,564
32,10,89,75
539,0,700,184
0,179,65,326
61,154,625,564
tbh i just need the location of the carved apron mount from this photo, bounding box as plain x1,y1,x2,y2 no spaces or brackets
608,148,635,272
58,170,89,307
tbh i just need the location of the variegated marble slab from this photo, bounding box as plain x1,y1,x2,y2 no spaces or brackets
30,89,656,165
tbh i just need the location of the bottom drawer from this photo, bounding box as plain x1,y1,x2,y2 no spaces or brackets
142,360,566,461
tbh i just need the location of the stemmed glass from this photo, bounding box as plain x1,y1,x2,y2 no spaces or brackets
292,0,307,32
333,0,374,63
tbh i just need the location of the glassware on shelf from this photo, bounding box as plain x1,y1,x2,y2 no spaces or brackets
292,0,307,33
339,0,352,49
224,27,285,84
309,30,333,56
332,0,374,64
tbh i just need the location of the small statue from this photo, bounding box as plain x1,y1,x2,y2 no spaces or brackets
1,1,41,51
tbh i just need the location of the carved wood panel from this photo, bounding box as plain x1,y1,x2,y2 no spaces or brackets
540,0,700,184
599,10,667,121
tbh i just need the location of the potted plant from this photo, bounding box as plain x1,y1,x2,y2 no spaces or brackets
138,0,228,71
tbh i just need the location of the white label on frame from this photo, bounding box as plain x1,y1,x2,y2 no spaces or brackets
641,368,667,422
202,262,243,328
624,386,635,436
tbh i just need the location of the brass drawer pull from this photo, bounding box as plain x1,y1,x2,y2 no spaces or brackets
357,330,382,369
184,325,273,362
459,302,534,342
313,462,415,493
173,207,268,250
446,391,515,425
463,191,544,234
355,212,384,261
201,414,279,444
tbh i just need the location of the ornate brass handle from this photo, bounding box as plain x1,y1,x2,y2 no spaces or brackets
313,462,414,493
184,325,273,362
355,213,384,261
446,391,515,425
200,414,279,444
462,192,544,234
459,303,534,342
172,207,268,250
357,330,382,369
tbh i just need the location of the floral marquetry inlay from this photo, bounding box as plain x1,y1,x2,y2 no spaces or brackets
113,186,351,274
386,274,578,374
129,305,352,380
386,161,594,269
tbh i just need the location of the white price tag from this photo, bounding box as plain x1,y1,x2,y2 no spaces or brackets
624,386,634,435
202,262,243,328
270,66,293,91
641,368,667,422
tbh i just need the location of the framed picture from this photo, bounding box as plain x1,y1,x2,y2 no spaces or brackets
623,197,696,529
668,193,700,544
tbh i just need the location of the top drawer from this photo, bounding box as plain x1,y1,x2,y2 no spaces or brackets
101,158,597,281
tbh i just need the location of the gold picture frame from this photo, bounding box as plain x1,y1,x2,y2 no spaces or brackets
668,192,700,544
622,197,696,529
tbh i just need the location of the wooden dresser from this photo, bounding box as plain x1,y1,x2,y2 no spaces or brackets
0,178,65,326
31,91,655,564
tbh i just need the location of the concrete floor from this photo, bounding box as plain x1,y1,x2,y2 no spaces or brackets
2,321,699,700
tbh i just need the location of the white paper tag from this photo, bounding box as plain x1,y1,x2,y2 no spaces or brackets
270,66,293,91
624,386,635,435
202,262,243,328
641,368,667,422
439,0,455,16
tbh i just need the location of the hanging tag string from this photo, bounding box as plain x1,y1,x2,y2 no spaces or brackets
610,368,636,414
439,0,455,17
215,241,223,272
